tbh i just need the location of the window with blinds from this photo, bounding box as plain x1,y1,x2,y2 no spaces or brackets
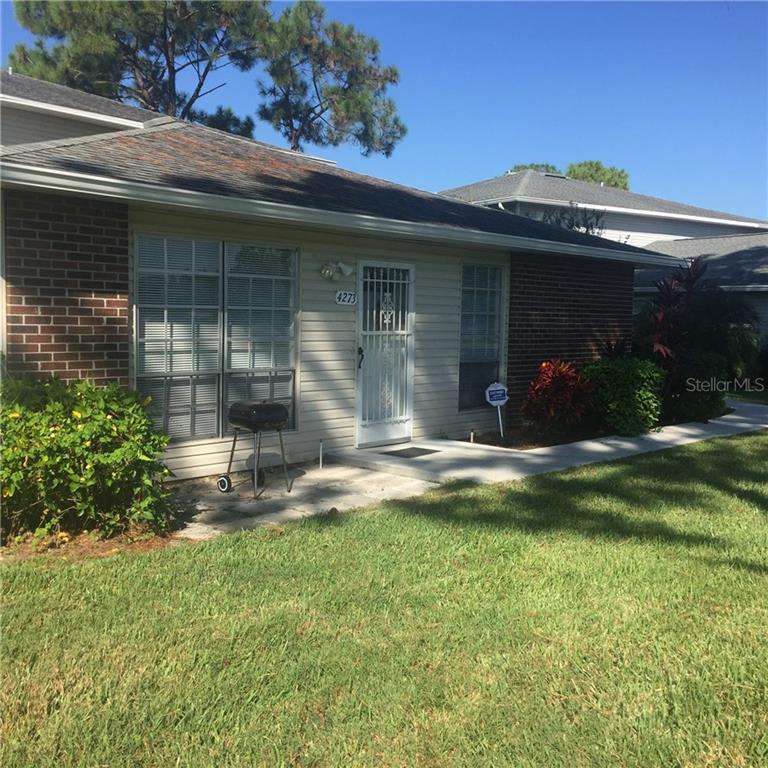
224,242,296,430
459,265,502,410
135,235,297,441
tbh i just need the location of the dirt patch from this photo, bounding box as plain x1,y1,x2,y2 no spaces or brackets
0,527,188,563
469,425,609,451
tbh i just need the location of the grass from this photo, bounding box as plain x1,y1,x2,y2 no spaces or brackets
3,433,768,768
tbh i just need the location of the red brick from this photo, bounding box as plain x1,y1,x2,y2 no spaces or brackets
506,253,634,428
23,334,53,343
4,190,129,386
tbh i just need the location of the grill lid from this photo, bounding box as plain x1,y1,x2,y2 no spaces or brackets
228,401,289,431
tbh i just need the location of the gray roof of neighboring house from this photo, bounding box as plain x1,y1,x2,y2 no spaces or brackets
635,233,768,290
0,70,158,123
0,119,675,261
441,169,768,226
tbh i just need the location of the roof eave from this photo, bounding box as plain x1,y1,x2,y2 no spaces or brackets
636,285,768,293
0,94,145,130
457,193,767,229
0,162,676,267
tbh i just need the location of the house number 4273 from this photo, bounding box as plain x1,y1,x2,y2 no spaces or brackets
335,290,357,306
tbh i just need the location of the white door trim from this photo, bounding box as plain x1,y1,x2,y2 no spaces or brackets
355,260,415,448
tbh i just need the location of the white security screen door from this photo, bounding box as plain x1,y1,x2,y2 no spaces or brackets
357,263,414,446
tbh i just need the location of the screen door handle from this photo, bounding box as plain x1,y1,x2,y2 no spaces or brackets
357,346,365,369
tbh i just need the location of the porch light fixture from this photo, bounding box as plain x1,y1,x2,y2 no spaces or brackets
320,261,353,281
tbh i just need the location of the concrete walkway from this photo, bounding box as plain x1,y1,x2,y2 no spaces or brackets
329,400,768,484
174,400,767,539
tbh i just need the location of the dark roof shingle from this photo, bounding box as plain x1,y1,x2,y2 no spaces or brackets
1,121,670,259
441,169,768,226
635,233,768,289
1,70,158,123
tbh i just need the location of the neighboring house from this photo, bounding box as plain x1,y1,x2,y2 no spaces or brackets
441,169,768,248
0,73,675,480
0,71,156,146
635,233,768,344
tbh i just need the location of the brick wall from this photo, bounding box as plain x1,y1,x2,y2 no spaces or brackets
3,190,130,385
506,253,634,424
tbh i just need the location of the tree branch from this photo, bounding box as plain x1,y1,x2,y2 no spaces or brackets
193,82,227,102
179,31,227,119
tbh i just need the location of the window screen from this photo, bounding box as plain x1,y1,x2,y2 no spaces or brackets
135,235,297,441
459,265,502,410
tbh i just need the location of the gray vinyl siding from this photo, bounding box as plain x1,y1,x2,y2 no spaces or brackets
599,212,754,248
512,202,758,249
130,207,509,480
0,105,123,146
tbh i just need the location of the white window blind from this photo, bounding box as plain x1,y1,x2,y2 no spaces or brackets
136,235,221,439
459,265,502,410
135,235,297,441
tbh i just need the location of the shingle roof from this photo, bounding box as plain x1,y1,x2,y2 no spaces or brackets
0,70,158,123
635,233,768,289
441,169,768,226
0,120,672,260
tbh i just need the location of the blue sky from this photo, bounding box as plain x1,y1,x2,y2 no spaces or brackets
2,1,767,218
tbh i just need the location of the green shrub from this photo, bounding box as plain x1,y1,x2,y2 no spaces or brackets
1,377,171,541
664,351,729,423
749,343,768,380
584,358,664,436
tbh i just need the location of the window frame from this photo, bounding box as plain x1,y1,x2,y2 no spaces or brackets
457,262,505,412
131,231,300,444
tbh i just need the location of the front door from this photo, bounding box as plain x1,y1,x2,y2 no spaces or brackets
356,263,414,447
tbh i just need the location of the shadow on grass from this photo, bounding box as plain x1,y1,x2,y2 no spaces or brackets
393,480,723,548
390,433,768,555
428,479,481,495
302,509,348,529
693,555,768,575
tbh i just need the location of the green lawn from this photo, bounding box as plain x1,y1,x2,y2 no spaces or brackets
3,433,768,768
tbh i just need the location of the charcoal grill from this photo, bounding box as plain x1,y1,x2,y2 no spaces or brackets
217,401,292,497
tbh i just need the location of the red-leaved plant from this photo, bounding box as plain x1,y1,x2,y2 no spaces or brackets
522,359,592,429
647,256,709,363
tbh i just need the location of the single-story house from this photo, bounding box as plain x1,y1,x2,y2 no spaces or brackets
441,169,768,248
0,73,675,480
635,232,768,344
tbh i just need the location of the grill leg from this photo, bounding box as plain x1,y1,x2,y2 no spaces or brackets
277,429,292,493
226,429,239,476
253,430,263,499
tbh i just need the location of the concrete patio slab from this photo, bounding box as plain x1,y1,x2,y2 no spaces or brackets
172,464,437,539
328,400,768,485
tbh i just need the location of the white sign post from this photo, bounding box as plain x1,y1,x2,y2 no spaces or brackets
485,382,509,439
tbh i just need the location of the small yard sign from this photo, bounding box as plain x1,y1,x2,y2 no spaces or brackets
485,382,508,438
335,290,357,306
